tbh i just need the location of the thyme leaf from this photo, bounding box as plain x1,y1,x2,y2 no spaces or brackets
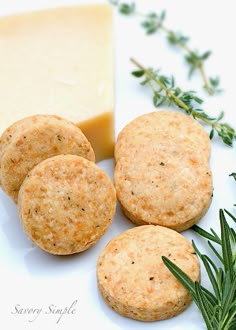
130,58,236,146
110,0,222,95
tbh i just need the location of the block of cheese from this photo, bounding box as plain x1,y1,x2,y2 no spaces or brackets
0,4,114,161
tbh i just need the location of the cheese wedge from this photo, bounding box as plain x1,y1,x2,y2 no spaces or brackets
0,4,114,161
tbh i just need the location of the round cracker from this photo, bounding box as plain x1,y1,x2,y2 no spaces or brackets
115,110,210,163
114,110,212,231
18,154,116,255
97,225,200,321
114,153,212,232
0,115,95,202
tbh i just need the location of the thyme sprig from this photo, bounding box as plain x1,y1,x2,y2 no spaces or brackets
163,209,236,330
130,58,236,146
110,0,221,95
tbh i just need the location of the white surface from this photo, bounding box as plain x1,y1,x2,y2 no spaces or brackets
0,1,235,329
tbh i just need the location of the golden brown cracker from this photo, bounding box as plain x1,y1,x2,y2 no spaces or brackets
114,110,212,231
0,114,95,202
97,225,200,321
18,154,116,255
115,110,210,163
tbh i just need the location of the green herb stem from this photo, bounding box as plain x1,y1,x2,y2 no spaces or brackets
110,0,221,95
163,209,236,330
131,57,189,111
130,57,236,146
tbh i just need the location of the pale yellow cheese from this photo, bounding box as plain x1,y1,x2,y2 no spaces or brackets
0,4,114,161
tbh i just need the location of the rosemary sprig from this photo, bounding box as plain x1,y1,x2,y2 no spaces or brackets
130,58,236,146
163,209,236,330
229,174,236,207
110,0,221,95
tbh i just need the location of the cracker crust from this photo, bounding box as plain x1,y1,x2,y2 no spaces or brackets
97,225,200,321
114,110,212,231
0,115,95,202
18,154,116,255
115,110,210,163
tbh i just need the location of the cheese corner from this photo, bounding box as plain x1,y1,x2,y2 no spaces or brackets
0,4,114,162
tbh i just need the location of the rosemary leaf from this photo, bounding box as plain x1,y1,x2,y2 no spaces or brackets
161,256,196,298
207,241,224,264
163,209,236,329
221,275,236,325
200,286,218,308
192,225,221,244
201,255,221,301
220,210,234,279
224,209,236,224
194,282,214,329
229,318,236,330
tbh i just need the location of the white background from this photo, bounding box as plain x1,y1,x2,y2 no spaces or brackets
0,1,235,329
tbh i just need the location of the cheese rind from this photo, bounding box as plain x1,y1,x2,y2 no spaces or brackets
0,4,114,161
